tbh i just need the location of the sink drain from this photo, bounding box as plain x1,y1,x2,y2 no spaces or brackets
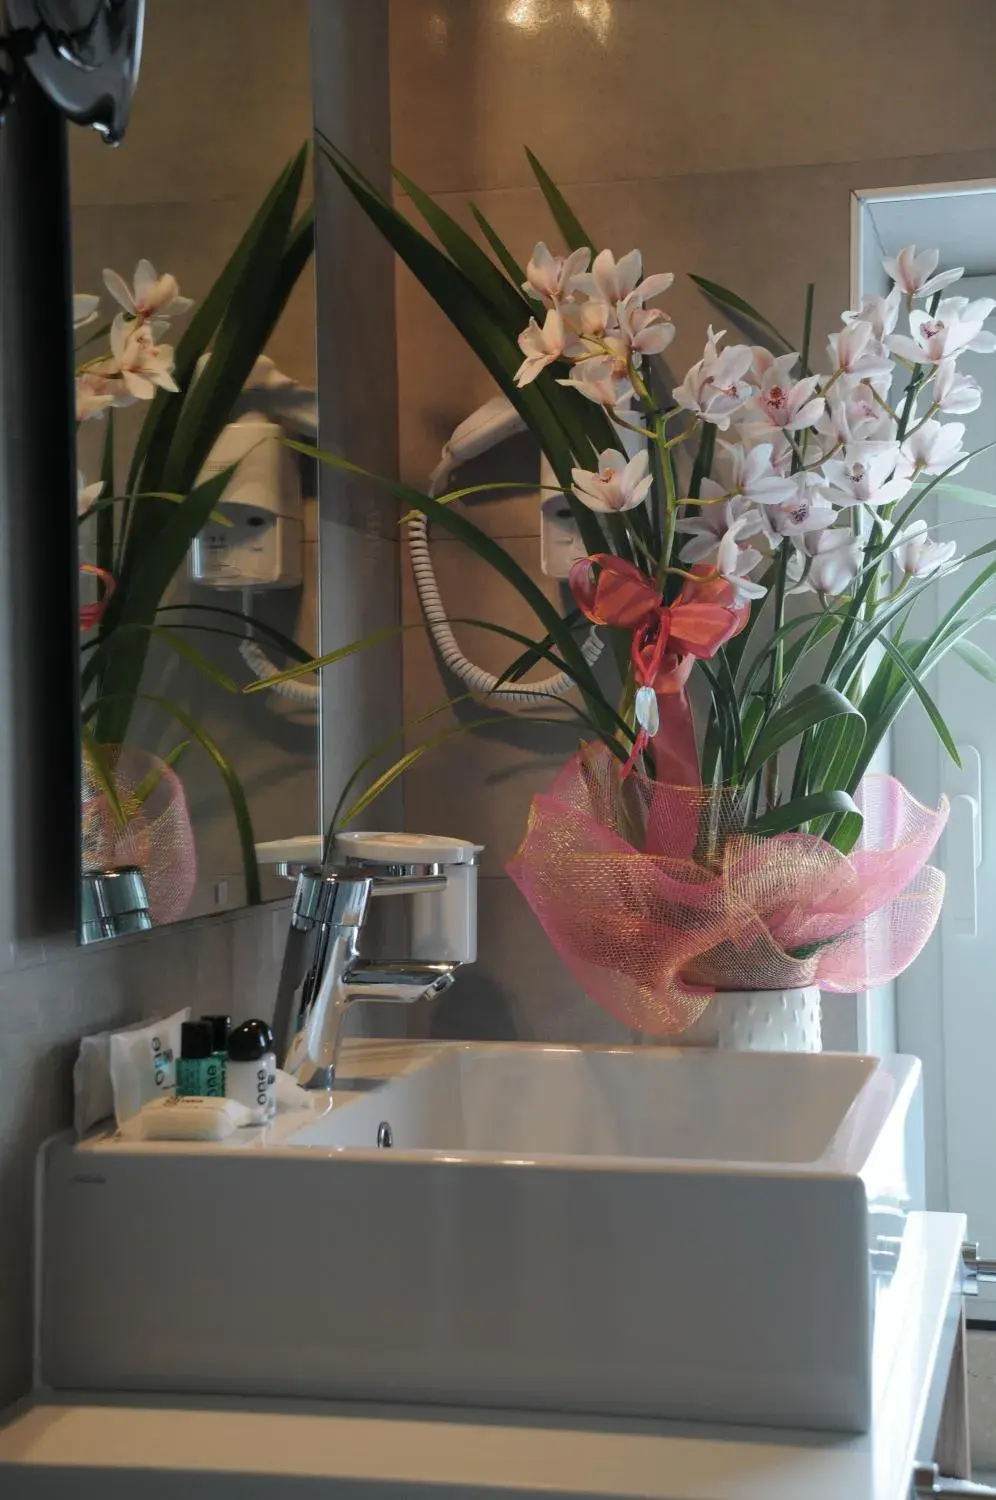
377,1121,393,1149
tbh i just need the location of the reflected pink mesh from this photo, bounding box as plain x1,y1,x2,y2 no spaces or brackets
81,745,197,925
506,743,948,1035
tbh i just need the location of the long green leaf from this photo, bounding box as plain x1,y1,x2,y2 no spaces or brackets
747,790,861,836
524,148,594,253
744,684,863,781
337,718,505,829
469,202,527,286
394,166,531,324
953,637,996,684
84,693,261,905
82,726,127,830
127,147,310,502
97,410,115,580
155,603,312,665
133,740,190,806
688,274,794,350
878,634,960,766
85,621,240,698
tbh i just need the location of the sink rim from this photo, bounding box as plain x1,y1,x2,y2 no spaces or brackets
80,1040,921,1179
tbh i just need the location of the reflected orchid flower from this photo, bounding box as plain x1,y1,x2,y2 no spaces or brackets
521,242,591,306
110,313,178,399
103,259,193,321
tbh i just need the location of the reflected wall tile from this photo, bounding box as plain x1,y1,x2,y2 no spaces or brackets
391,0,996,195
70,0,314,207
430,875,630,1044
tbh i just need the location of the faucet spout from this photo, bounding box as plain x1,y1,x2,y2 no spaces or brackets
277,867,465,1093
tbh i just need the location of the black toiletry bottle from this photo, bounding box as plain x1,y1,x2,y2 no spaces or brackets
201,1014,231,1093
226,1020,277,1124
176,1020,225,1098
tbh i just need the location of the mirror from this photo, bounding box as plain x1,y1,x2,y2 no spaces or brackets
71,1,319,939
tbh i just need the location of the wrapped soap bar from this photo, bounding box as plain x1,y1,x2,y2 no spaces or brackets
121,1095,252,1141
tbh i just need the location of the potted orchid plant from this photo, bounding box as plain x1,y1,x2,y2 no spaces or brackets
269,138,996,1048
77,147,315,921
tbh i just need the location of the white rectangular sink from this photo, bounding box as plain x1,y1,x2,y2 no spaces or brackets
38,1043,924,1433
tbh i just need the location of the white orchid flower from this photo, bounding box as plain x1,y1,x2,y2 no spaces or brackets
827,319,895,381
73,292,100,330
888,296,996,365
103,260,193,321
564,298,616,340
704,440,798,508
573,248,673,307
933,358,983,415
899,418,968,477
790,527,863,596
716,515,768,603
109,313,178,399
820,442,912,508
842,288,901,341
515,308,582,386
674,332,753,430
883,246,964,300
558,354,635,407
605,298,675,364
760,473,837,539
521,242,591,306
820,376,895,448
679,497,761,565
571,448,653,513
75,369,132,421
77,471,104,517
892,519,958,578
747,367,825,436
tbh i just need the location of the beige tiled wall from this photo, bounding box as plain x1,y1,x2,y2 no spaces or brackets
390,0,996,1040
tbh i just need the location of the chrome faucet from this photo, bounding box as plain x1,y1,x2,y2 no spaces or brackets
272,857,469,1091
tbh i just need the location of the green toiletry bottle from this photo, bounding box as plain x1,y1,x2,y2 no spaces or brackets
176,1020,225,1098
200,1014,231,1094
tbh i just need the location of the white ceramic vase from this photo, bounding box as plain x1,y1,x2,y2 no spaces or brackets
671,985,822,1052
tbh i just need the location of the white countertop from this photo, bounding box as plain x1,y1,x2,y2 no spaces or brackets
0,1211,968,1500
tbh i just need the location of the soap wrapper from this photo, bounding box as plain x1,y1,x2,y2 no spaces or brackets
106,1009,190,1128
121,1095,252,1141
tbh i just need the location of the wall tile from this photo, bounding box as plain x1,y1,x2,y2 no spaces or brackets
430,875,630,1043
401,532,584,874
70,0,314,208
391,0,996,195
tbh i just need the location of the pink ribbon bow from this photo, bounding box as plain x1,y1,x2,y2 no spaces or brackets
569,554,749,778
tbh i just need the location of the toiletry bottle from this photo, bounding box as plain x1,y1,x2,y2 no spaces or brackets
226,1020,276,1124
176,1020,225,1099
200,1014,231,1094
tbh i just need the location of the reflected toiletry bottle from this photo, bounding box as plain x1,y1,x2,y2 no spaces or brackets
226,1020,276,1124
176,1021,225,1099
200,1014,231,1094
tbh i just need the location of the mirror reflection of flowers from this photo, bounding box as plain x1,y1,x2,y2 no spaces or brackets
74,259,192,423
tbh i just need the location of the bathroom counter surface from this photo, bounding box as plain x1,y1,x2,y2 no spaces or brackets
0,1209,969,1499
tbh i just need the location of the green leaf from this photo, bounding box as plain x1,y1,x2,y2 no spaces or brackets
84,693,261,905
747,789,861,836
469,202,527,286
126,146,311,502
133,740,190,806
337,718,504,829
82,490,231,526
97,410,115,580
524,147,594,252
878,635,960,766
953,637,996,684
85,621,241,698
155,602,312,665
911,480,996,508
688,274,794,350
82,726,127,830
745,684,864,781
394,166,531,324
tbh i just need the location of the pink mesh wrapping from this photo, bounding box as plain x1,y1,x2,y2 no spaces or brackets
506,743,948,1035
82,745,198,925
